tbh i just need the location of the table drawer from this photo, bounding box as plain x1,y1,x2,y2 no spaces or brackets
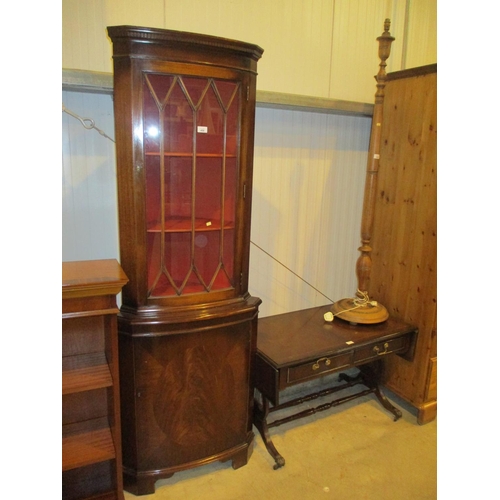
287,352,352,384
352,336,408,364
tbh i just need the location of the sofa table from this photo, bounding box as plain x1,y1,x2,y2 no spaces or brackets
253,305,417,469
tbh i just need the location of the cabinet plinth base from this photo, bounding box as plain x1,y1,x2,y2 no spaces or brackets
417,401,437,425
123,435,254,496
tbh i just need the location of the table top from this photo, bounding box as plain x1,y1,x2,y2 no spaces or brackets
257,305,417,367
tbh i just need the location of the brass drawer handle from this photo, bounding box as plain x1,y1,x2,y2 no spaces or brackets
373,342,390,356
312,357,332,370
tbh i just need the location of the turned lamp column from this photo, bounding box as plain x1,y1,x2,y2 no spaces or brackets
357,19,394,292
330,20,394,324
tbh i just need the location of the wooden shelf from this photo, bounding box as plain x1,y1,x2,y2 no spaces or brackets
148,217,235,233
149,278,232,297
62,352,113,394
145,152,237,158
62,68,374,117
63,425,116,471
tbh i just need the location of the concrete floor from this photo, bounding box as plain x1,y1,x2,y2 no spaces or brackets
123,372,437,500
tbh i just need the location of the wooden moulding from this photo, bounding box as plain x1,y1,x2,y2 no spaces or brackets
62,68,374,117
62,259,129,300
386,63,437,81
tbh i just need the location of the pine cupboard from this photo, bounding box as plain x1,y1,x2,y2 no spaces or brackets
107,26,263,495
368,64,437,424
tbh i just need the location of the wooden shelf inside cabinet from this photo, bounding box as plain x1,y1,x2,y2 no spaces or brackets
145,152,237,158
147,218,235,233
62,259,128,500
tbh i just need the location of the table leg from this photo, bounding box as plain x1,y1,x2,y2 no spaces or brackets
253,393,286,470
358,362,403,421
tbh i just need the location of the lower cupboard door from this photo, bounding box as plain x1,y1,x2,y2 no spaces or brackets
132,322,252,470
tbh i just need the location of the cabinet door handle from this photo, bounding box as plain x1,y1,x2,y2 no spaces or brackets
373,342,390,356
312,357,332,370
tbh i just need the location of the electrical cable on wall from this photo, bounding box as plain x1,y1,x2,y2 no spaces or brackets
62,103,115,143
250,241,334,302
62,101,355,315
251,241,379,322
62,97,360,316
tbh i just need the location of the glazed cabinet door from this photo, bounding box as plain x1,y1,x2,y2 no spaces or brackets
143,73,242,298
113,57,256,310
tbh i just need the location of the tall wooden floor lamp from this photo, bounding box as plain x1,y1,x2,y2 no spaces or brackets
329,19,395,325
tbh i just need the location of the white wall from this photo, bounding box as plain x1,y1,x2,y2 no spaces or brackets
62,0,437,103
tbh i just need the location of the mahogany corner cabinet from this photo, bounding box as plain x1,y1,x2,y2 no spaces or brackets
107,26,263,495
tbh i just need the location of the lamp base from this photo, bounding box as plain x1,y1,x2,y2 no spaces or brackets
331,297,389,325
